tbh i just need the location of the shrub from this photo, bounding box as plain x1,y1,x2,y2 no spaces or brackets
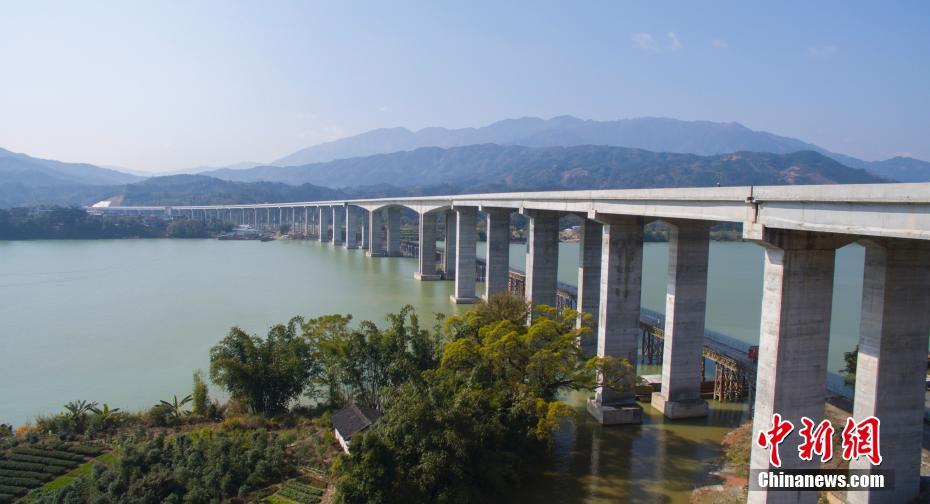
64,444,103,457
0,485,27,497
0,461,62,474
0,469,52,481
146,403,174,427
0,476,42,487
221,415,266,431
8,454,79,468
12,447,85,462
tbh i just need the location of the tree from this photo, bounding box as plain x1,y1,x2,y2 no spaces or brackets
192,370,210,417
303,305,443,410
62,400,98,434
160,395,193,424
843,345,859,385
210,317,316,415
91,403,123,433
335,296,637,503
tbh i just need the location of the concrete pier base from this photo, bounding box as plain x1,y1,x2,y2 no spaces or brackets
449,295,479,304
649,393,708,419
586,397,643,425
414,272,442,281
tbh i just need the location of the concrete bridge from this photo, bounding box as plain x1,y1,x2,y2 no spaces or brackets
95,183,930,504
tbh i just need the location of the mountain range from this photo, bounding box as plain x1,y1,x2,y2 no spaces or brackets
268,116,930,182
0,115,926,208
208,144,882,191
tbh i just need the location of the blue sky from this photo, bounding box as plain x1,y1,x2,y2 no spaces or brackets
1,1,928,172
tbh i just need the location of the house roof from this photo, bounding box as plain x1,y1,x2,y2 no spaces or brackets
332,404,382,440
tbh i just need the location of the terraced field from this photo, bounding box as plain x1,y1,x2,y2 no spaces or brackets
266,478,326,504
0,443,103,503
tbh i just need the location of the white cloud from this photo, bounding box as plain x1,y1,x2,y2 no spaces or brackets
807,45,838,58
631,32,681,52
712,38,728,49
631,33,657,51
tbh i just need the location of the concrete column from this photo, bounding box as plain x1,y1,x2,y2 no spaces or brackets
332,206,345,245
345,206,359,248
847,240,930,504
451,206,478,303
484,208,511,298
415,211,441,280
318,207,331,242
443,210,456,279
587,215,644,425
386,207,401,256
367,209,385,257
304,207,309,235
748,229,848,504
524,210,560,308
361,210,370,250
651,220,712,419
576,218,602,357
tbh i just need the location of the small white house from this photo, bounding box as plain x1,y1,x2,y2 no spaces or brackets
332,404,382,454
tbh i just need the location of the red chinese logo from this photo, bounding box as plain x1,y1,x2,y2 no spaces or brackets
756,413,795,467
842,416,882,465
797,417,834,463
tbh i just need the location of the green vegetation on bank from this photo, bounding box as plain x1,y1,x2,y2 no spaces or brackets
0,207,233,240
4,295,636,503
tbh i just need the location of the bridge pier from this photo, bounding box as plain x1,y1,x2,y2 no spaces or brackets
524,210,560,309
345,206,359,248
415,211,441,280
361,210,369,250
847,239,930,504
451,206,479,304
442,210,457,279
332,205,345,245
577,218,603,357
484,208,511,298
318,207,331,242
651,220,712,419
587,215,645,425
386,207,401,256
748,229,848,504
367,209,385,256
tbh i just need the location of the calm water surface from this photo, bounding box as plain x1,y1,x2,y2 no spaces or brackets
0,238,867,503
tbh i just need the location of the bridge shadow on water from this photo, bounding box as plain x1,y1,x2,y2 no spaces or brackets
499,392,748,504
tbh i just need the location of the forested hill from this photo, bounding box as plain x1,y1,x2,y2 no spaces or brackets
207,144,884,192
118,175,346,206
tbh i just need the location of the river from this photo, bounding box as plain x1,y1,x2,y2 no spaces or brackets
0,238,867,502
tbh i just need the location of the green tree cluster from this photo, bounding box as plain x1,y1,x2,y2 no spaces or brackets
334,296,636,503
0,207,166,239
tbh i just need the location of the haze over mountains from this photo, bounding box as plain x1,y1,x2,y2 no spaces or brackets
267,116,930,182
0,115,926,208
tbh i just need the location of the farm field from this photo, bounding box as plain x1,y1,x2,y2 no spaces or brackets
0,443,104,503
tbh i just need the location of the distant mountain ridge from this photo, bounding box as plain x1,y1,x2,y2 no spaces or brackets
270,116,930,182
0,147,141,186
212,144,883,192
